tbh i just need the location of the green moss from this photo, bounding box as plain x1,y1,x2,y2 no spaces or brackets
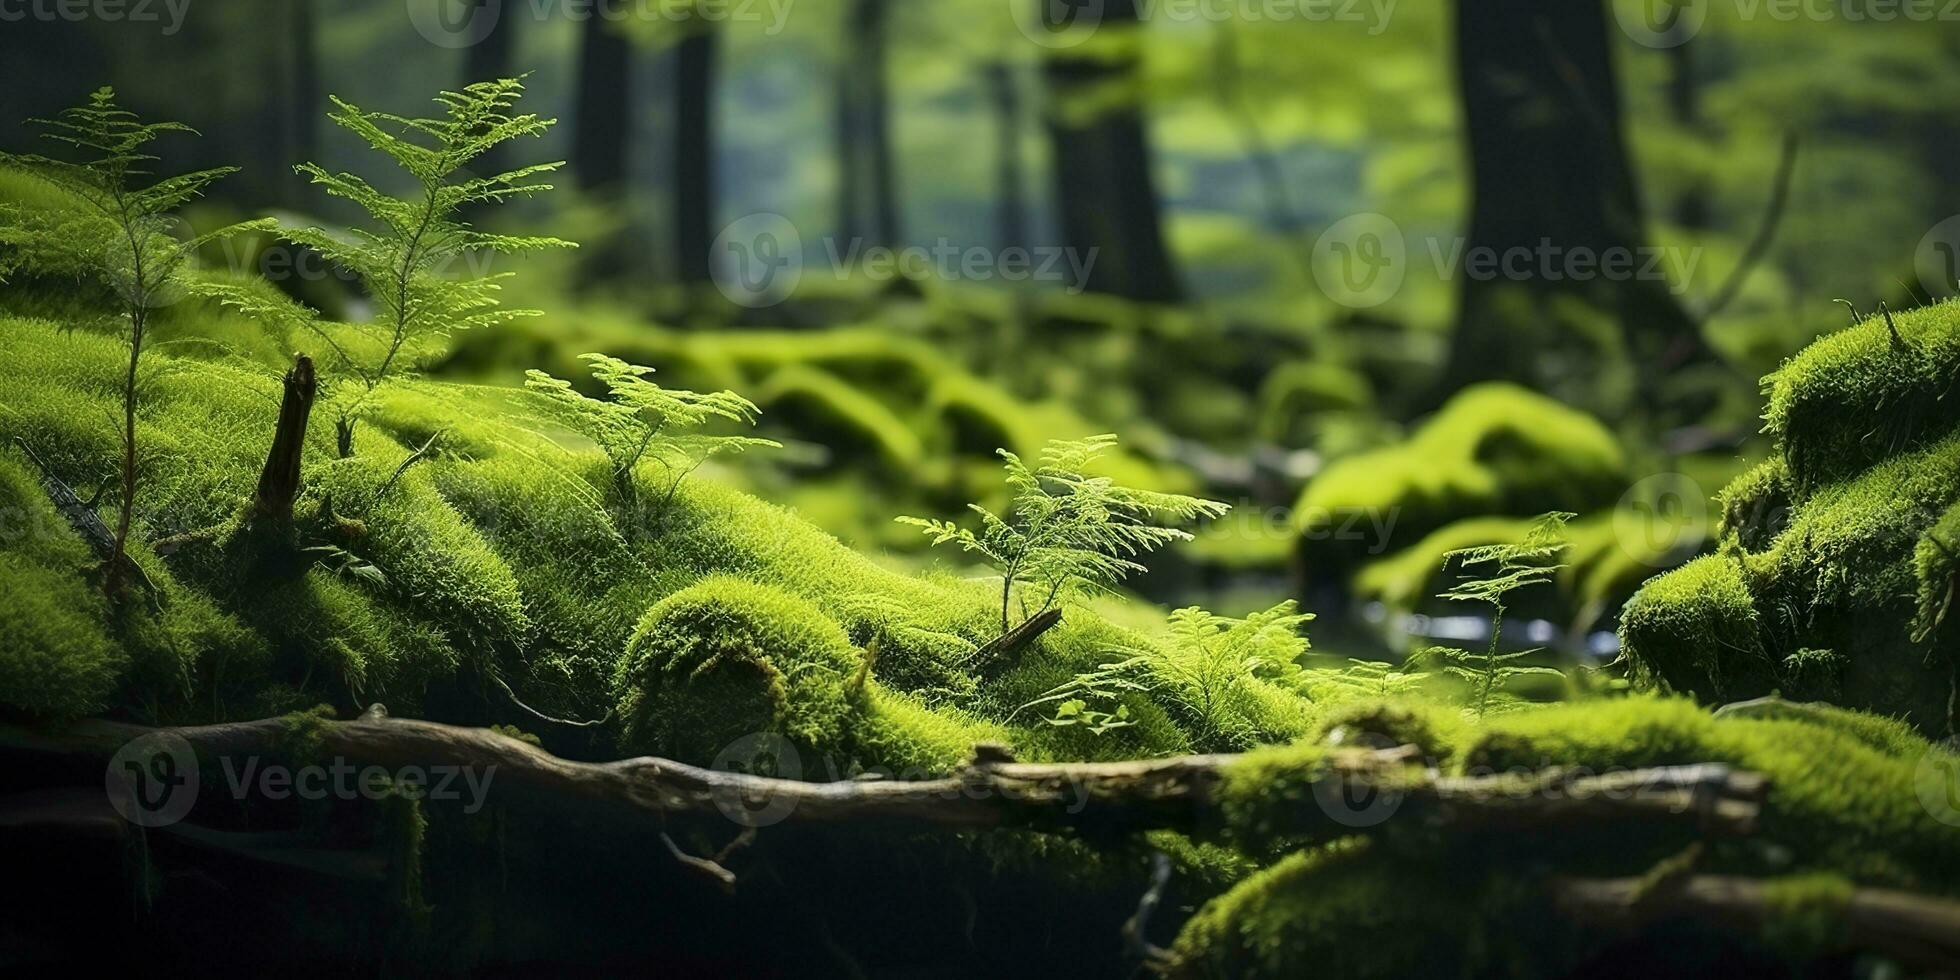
0,553,124,716
1174,696,1960,979
1169,840,1525,979
1458,698,1960,890
1764,301,1960,490
1626,410,1960,731
613,576,863,762
1619,554,1773,700
1256,362,1374,447
1916,500,1958,643
1295,383,1627,576
1759,873,1853,958
757,364,925,472
1353,515,1536,611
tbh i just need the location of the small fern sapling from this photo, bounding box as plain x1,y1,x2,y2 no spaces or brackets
1153,602,1312,748
280,77,574,456
1434,512,1574,717
899,435,1229,636
1017,601,1311,748
524,353,778,510
0,88,272,596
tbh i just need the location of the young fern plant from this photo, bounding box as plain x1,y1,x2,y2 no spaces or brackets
0,87,272,597
1017,601,1312,749
524,353,778,511
1154,602,1312,748
270,77,573,456
1435,512,1574,717
899,435,1229,636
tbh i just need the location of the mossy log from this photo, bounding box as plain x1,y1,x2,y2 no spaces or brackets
3,711,1765,839
1551,873,1960,974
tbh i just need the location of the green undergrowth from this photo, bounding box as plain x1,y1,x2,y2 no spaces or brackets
1171,695,1960,978
1623,301,1960,735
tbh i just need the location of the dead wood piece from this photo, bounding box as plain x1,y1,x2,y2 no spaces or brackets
254,354,316,521
0,715,1765,840
1551,873,1960,974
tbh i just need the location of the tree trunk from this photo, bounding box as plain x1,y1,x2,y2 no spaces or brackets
462,1,518,180
985,62,1029,262
1666,29,1709,230
1040,0,1183,304
834,0,900,249
255,355,316,522
288,0,322,206
673,21,719,286
573,2,633,195
1440,0,1712,411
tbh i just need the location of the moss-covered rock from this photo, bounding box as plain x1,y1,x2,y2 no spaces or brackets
1622,303,1960,735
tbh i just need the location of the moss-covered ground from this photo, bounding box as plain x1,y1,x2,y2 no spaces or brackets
2,169,1957,975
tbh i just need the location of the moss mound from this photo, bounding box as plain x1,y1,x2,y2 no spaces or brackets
614,576,863,761
1622,303,1960,735
1296,383,1626,547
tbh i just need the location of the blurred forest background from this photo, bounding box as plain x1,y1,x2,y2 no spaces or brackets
4,0,1957,660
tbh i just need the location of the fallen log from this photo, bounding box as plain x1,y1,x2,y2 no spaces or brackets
1551,873,1960,974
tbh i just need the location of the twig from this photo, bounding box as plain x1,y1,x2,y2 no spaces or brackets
970,608,1063,673
371,431,441,506
1122,851,1176,971
11,436,156,596
489,672,612,730
1701,133,1800,321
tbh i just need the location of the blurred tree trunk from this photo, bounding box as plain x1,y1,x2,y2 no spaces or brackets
673,21,719,286
574,3,633,194
835,0,900,249
1666,28,1709,230
289,0,321,200
1441,0,1712,411
573,3,635,286
985,63,1029,261
462,1,518,179
1040,0,1183,304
